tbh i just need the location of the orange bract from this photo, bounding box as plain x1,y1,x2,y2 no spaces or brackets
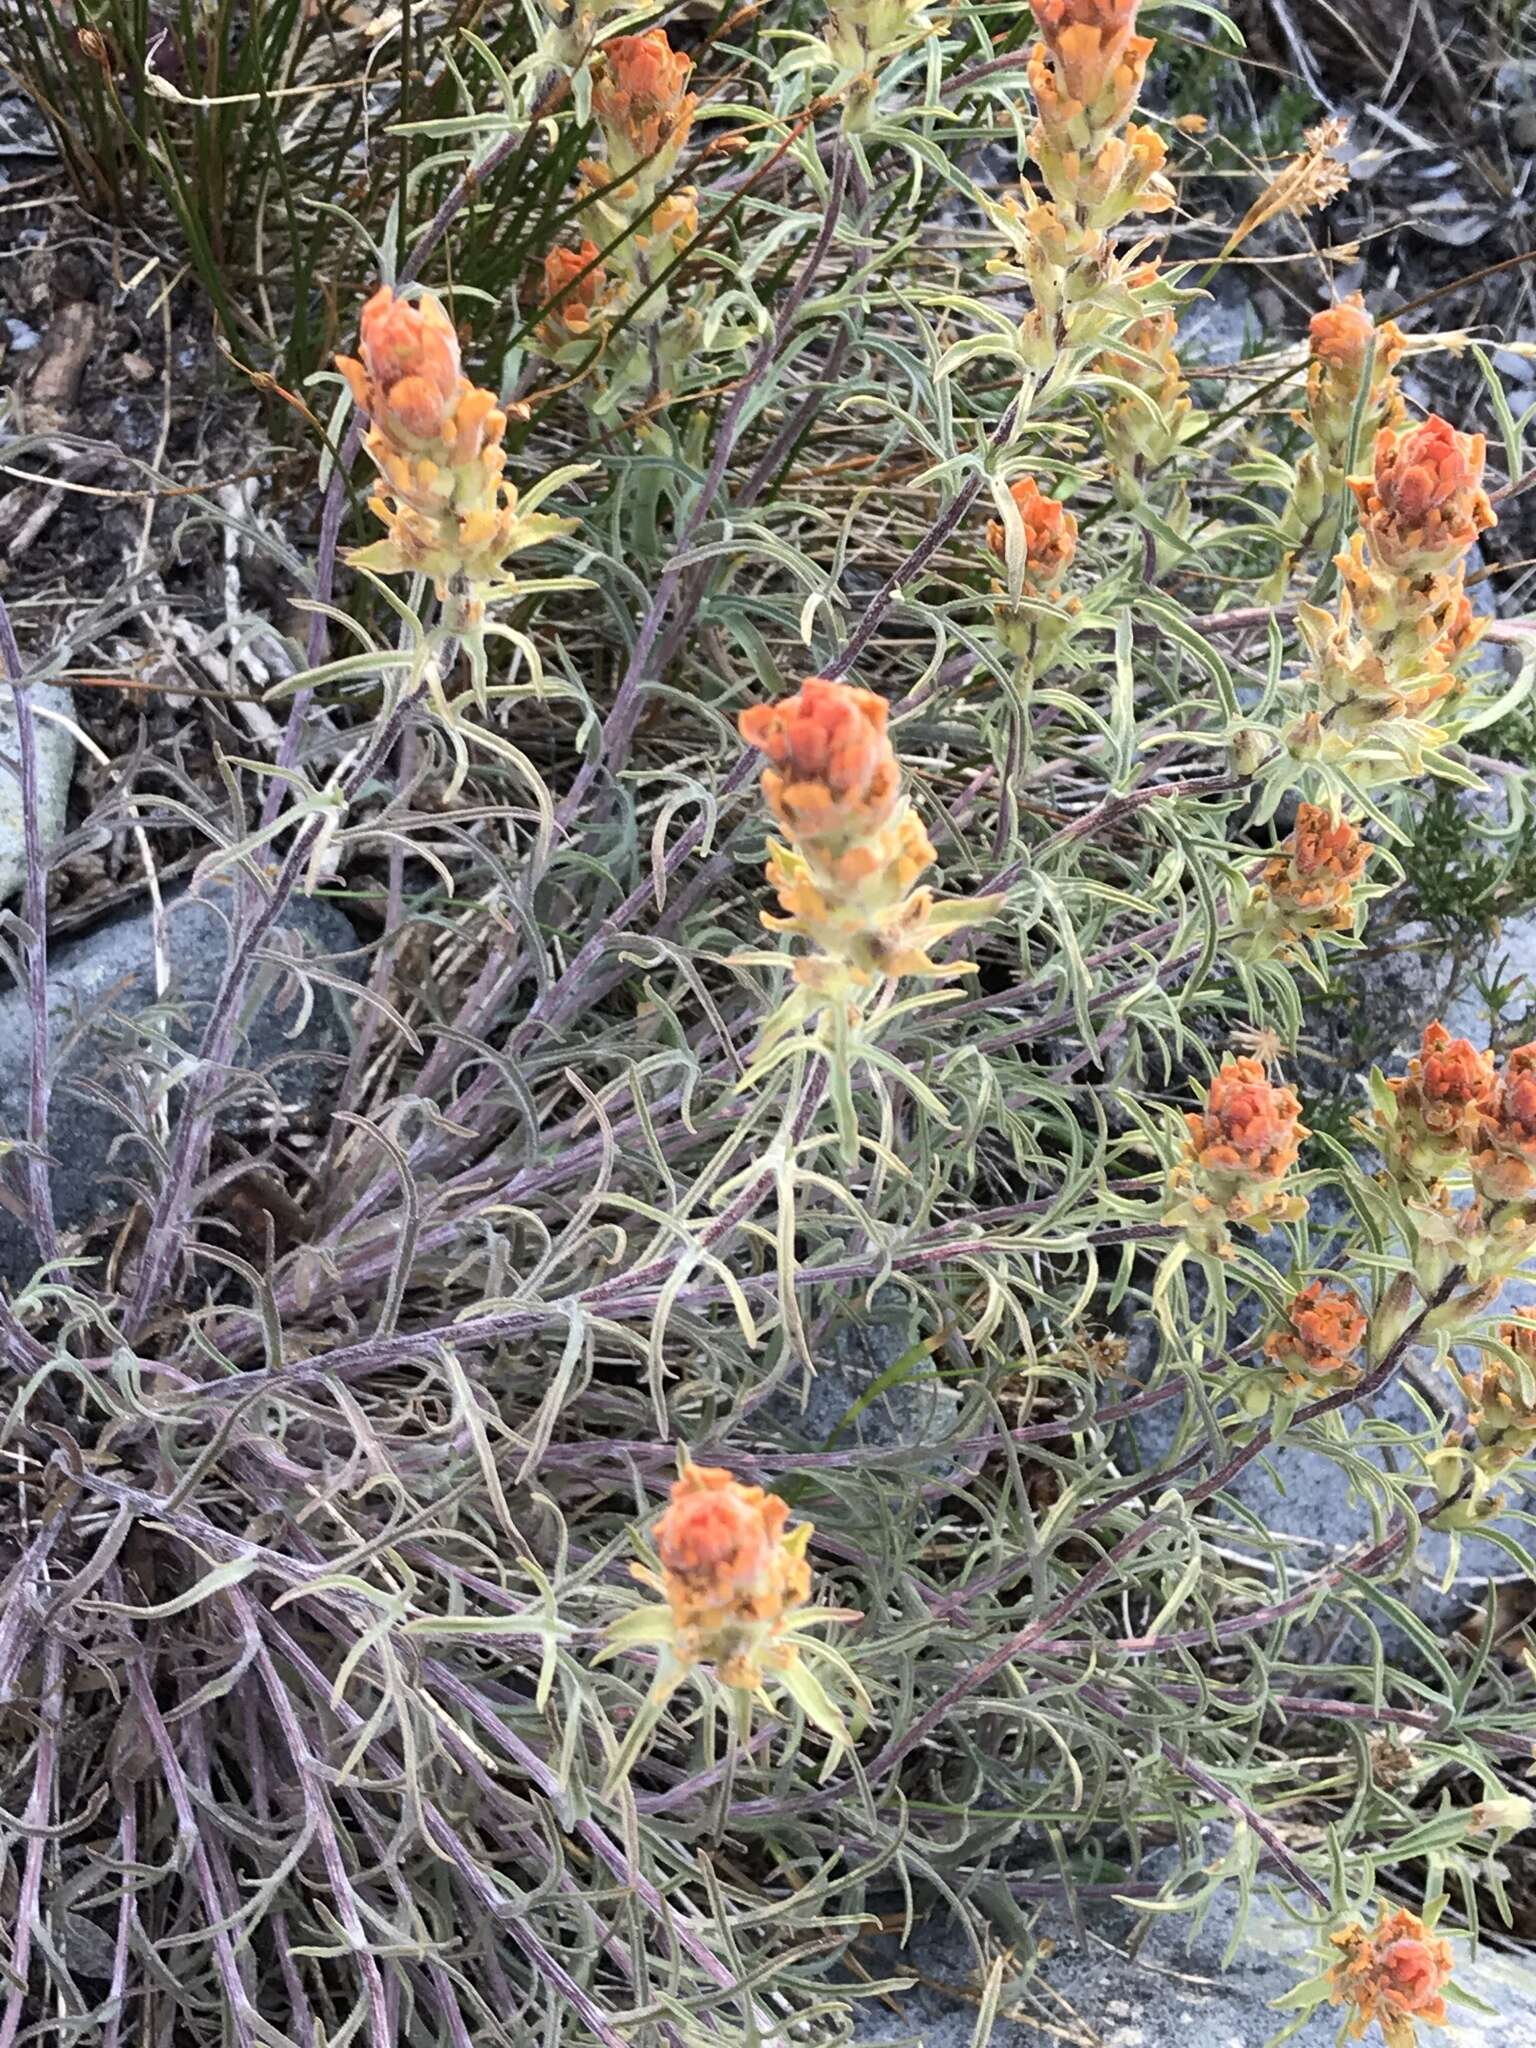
1185,1056,1305,1184
739,676,900,847
538,242,610,350
1470,1041,1536,1204
1030,0,1143,110
1393,1020,1497,1138
1261,803,1370,929
986,476,1078,591
1265,1278,1367,1388
592,29,696,172
338,286,465,449
652,1462,812,1661
1327,1908,1454,2048
1309,292,1404,376
1352,415,1495,571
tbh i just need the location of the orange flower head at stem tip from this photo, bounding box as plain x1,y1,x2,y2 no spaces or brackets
338,285,464,449
1265,1278,1367,1387
1309,293,1404,376
987,475,1078,592
1352,414,1495,571
592,29,696,177
739,676,900,850
653,1461,810,1638
1388,1021,1496,1170
1186,1056,1305,1186
1030,0,1143,111
1471,1040,1536,1205
1263,803,1370,926
1327,1907,1454,2048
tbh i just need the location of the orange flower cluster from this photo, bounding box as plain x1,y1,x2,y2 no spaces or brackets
742,676,900,856
1295,414,1499,781
1187,1058,1306,1185
653,1461,812,1687
1026,0,1169,232
1352,417,1495,575
537,242,613,356
1168,1056,1307,1248
589,31,696,186
1380,1021,1497,1183
1244,803,1372,956
337,288,573,603
1264,1278,1367,1389
739,678,1000,995
1469,1041,1536,1205
1327,1908,1454,2048
986,476,1078,594
1306,293,1405,466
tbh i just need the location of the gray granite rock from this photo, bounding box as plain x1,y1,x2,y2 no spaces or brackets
0,683,75,904
0,888,363,1287
769,1302,964,1462
1122,1357,1533,1641
851,1880,1536,2045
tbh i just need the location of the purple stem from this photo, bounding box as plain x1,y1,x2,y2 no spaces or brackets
0,594,59,1273
1078,1680,1330,1907
591,145,853,790
122,689,417,1336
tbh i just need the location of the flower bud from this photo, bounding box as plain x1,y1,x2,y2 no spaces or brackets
1264,1278,1367,1390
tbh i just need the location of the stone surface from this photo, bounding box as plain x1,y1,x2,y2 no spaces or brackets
766,1301,964,1462
1123,1354,1534,1641
851,1880,1536,2045
0,683,75,905
0,889,363,1287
